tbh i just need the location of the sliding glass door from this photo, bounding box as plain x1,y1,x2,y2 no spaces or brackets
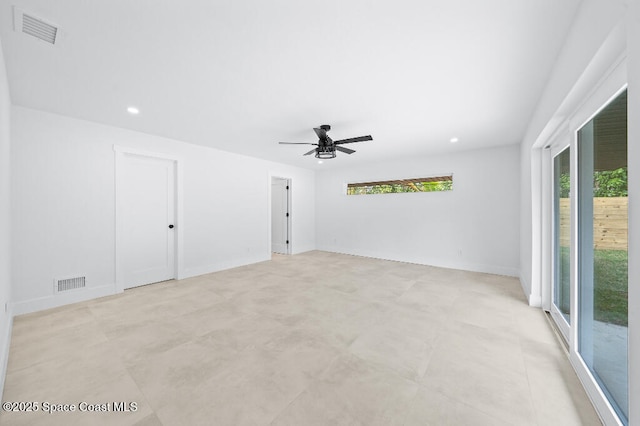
577,89,628,424
548,86,628,425
551,145,571,339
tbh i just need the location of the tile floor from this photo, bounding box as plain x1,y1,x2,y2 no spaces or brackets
0,251,601,425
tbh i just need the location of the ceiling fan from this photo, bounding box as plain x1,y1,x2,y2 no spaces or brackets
279,125,372,159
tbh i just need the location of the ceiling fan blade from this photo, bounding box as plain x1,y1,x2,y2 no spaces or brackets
333,135,373,145
335,146,355,154
279,142,317,145
313,127,327,139
303,148,317,156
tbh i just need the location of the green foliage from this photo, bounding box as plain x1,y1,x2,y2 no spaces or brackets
422,180,453,192
594,167,627,197
559,173,570,198
347,179,452,195
557,167,627,198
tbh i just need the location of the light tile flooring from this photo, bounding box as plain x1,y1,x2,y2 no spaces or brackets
1,251,601,425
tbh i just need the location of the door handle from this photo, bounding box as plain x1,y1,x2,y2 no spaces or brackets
168,224,174,229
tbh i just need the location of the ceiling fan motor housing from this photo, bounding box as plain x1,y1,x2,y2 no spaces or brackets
278,124,371,159
316,146,336,159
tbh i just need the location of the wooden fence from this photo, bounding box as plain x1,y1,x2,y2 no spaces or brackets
559,197,628,250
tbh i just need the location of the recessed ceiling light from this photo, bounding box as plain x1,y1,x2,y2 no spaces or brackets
450,137,459,143
318,160,323,164
127,106,140,115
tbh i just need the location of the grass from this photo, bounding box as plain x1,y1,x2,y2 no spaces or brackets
558,247,628,327
593,249,628,326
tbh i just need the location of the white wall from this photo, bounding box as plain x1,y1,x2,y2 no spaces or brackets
0,35,12,403
519,0,627,304
10,107,315,314
316,145,520,276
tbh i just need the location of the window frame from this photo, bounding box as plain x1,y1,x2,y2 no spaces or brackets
345,174,453,196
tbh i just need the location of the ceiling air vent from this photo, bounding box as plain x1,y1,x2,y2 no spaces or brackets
13,7,58,45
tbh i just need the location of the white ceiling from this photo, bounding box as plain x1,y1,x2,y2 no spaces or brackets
0,0,581,169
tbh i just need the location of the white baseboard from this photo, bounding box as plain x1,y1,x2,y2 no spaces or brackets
517,273,542,307
181,253,271,280
11,284,117,316
290,245,316,255
527,293,543,307
317,246,520,277
519,272,530,295
12,253,275,316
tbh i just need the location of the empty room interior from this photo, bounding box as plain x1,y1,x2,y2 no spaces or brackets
0,0,638,425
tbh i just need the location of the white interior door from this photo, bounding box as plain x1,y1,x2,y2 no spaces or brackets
271,177,289,254
119,154,176,289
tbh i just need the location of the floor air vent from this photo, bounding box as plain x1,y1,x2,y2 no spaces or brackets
13,7,59,45
55,276,86,293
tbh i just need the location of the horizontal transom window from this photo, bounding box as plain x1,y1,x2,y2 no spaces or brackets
347,175,453,195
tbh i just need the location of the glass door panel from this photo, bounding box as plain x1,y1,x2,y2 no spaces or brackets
577,89,628,424
552,147,571,332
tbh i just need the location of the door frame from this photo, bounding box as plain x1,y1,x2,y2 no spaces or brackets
532,23,630,426
269,175,292,255
539,59,627,426
114,146,184,292
568,81,628,426
546,138,572,342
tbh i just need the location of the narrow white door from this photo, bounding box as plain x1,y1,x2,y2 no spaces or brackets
271,177,289,254
120,154,176,288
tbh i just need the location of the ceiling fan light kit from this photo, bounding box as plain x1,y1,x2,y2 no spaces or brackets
316,147,337,159
279,124,372,159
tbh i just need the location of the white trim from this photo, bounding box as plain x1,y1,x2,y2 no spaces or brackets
626,2,640,423
528,293,543,308
569,83,628,134
568,52,628,132
550,309,570,342
548,140,572,341
529,148,544,306
175,156,185,279
519,272,531,304
269,174,292,255
317,247,519,278
541,146,552,311
571,351,624,426
286,178,292,254
113,146,184,292
10,284,115,316
181,253,270,280
569,125,579,357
